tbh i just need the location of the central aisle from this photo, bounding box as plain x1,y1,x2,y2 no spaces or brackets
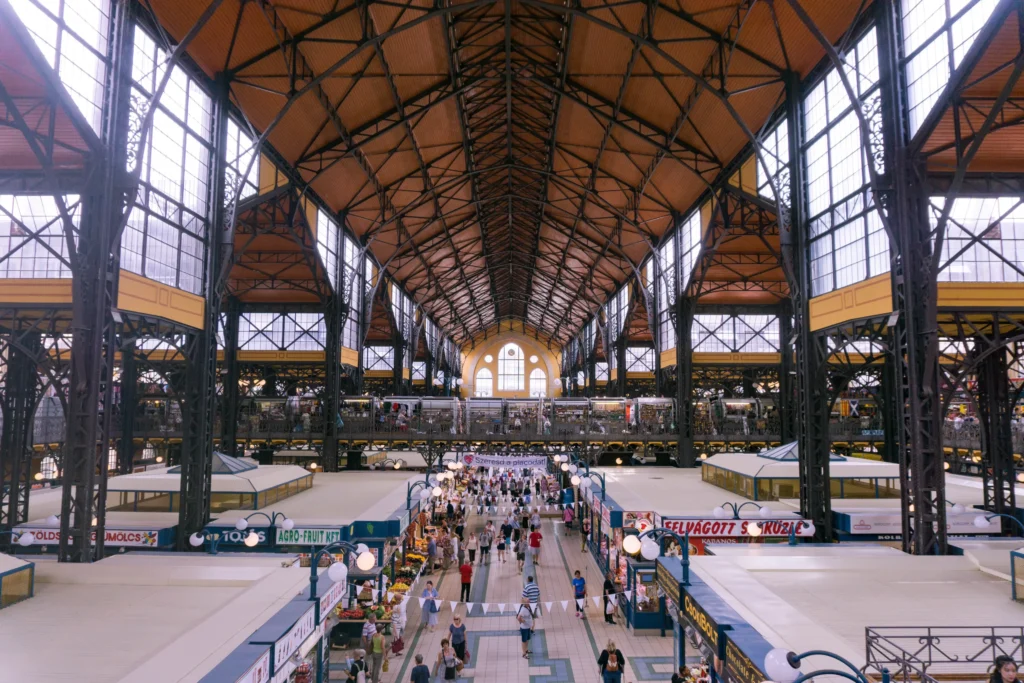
364,510,676,683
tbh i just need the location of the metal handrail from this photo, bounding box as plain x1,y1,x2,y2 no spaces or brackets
865,626,1024,683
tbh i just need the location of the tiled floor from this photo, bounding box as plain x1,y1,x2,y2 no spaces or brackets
332,511,676,682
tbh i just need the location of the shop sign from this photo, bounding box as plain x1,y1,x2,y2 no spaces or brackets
723,638,767,683
656,561,680,606
462,453,548,468
273,606,316,673
844,513,993,536
662,518,812,538
624,511,654,533
13,528,163,547
235,649,270,683
683,594,719,653
318,579,347,623
216,528,270,545
276,527,342,545
601,504,612,528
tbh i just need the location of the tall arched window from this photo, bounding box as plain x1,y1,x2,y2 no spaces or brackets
529,368,547,397
498,343,524,391
475,367,493,397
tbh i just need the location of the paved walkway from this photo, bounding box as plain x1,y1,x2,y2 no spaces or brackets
333,508,677,682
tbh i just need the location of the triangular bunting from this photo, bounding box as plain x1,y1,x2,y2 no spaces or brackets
434,599,443,610
387,592,394,602
450,601,458,611
592,596,602,608
418,597,426,608
467,602,475,613
497,603,505,612
609,594,617,605
545,505,550,512
482,603,490,613
624,590,632,601
576,599,585,610
561,600,569,611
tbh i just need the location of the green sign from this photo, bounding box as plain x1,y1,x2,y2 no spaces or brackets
276,528,342,545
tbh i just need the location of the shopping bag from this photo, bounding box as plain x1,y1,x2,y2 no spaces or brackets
464,649,471,664
382,658,389,673
605,600,615,615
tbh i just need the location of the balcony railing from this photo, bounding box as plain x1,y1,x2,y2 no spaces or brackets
865,626,1024,683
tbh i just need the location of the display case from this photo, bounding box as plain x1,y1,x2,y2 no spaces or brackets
636,398,675,435
420,397,461,435
552,398,589,438
624,558,663,631
507,398,543,435
466,398,505,436
590,399,629,435
338,396,378,433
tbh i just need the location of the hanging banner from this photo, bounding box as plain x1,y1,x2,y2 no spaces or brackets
662,517,812,538
461,454,548,469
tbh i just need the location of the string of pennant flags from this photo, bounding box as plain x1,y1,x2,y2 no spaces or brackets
403,592,637,616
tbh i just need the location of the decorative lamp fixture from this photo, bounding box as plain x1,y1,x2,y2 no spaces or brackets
746,522,762,537
281,518,295,531
484,355,494,363
432,486,443,497
189,533,205,547
579,478,593,489
615,457,623,465
529,355,539,363
640,538,660,561
419,488,432,500
759,506,773,519
560,463,569,472
235,518,249,531
356,550,376,571
46,515,59,526
713,506,728,519
568,464,578,474
17,532,35,547
570,475,581,486
33,472,43,481
764,649,801,683
328,561,348,583
244,531,260,547
622,534,642,555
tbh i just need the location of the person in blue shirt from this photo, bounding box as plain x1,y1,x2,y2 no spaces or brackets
410,654,430,683
572,570,587,618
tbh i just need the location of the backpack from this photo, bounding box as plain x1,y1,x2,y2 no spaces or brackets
606,654,620,672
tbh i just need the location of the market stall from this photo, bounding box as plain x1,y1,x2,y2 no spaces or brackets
622,557,663,632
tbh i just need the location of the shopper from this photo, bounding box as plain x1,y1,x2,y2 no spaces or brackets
602,573,616,624
530,510,541,530
433,639,461,682
598,640,626,681
410,654,430,683
496,528,507,563
390,600,407,656
522,575,541,618
426,534,437,574
448,614,468,662
581,517,591,553
672,665,688,683
459,559,473,602
361,613,378,650
991,656,1019,683
528,524,543,564
515,597,534,658
479,527,492,564
368,625,386,683
601,650,624,683
347,649,367,683
562,504,574,531
514,536,526,573
571,570,587,618
466,532,478,564
420,581,439,632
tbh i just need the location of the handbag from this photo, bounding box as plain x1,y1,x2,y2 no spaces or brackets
464,649,471,664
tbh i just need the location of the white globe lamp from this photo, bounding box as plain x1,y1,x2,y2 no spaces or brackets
46,515,59,526
432,486,443,497
560,463,569,472
759,506,773,519
281,518,295,530
328,561,348,583
747,522,762,537
640,538,660,561
579,478,592,489
235,518,249,531
420,488,431,500
973,515,991,529
244,531,260,547
355,543,369,555
950,503,966,515
713,506,728,519
17,532,35,547
570,475,581,486
189,532,205,547
764,649,800,683
622,534,642,555
568,464,578,474
356,551,376,571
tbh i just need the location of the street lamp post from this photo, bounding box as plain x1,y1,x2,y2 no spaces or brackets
309,541,376,683
714,502,772,519
764,648,889,683
622,526,691,586
188,511,294,552
973,513,1024,536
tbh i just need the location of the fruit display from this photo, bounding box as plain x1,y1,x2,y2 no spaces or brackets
390,582,410,593
336,607,364,619
405,552,426,563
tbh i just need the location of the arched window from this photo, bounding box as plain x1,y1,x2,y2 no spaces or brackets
529,368,547,397
475,367,493,397
498,343,524,391
39,455,58,480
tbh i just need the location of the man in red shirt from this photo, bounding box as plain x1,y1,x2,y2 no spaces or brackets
459,560,473,602
528,525,543,565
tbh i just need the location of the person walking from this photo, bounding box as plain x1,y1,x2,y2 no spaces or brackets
496,528,507,563
410,654,430,683
522,575,541,622
466,532,478,564
479,526,492,564
562,504,574,532
433,639,461,682
420,581,439,632
515,598,534,659
368,625,386,683
528,525,543,565
598,640,626,682
459,559,473,602
571,570,587,619
514,535,526,573
426,534,437,574
602,574,616,624
581,517,591,553
361,613,379,651
448,614,468,663
390,600,407,657
347,649,368,683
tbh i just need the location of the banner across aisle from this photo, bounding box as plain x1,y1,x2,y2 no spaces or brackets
462,454,548,468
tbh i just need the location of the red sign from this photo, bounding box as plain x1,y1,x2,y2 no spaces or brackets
16,528,161,546
662,518,812,538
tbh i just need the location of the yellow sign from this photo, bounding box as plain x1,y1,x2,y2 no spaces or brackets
724,639,765,683
683,594,719,651
656,562,680,605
